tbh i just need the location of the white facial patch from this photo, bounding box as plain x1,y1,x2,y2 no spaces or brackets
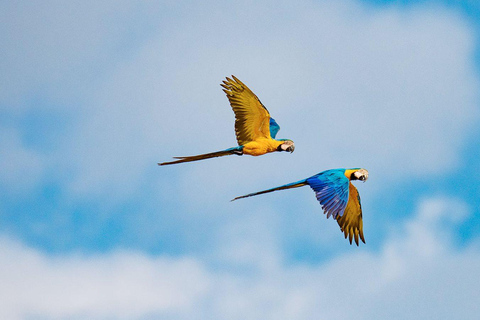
280,141,295,152
354,169,369,181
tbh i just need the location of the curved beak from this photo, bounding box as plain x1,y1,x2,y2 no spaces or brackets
287,145,295,153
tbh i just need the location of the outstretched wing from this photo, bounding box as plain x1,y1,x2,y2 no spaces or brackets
269,118,280,139
336,183,365,246
306,169,350,219
221,75,271,146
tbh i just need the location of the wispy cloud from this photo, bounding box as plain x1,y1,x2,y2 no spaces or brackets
0,240,210,319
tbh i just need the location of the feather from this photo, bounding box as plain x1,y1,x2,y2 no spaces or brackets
269,118,281,139
307,169,350,220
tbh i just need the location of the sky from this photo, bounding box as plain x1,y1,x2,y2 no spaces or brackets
1,0,480,319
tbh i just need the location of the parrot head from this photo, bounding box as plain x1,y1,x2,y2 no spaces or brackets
278,139,295,153
352,168,369,182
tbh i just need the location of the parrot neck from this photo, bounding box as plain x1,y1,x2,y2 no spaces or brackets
344,169,357,180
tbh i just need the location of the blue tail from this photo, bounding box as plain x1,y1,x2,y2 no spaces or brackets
232,179,308,201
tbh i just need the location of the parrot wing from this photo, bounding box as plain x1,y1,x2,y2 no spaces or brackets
221,75,272,146
336,183,365,246
306,169,350,219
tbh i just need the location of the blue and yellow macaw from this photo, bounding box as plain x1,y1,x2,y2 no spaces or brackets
232,168,369,245
158,76,295,166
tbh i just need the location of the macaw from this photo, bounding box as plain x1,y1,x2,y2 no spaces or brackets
158,75,295,166
232,168,369,245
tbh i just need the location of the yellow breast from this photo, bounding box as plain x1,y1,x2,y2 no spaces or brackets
242,139,283,156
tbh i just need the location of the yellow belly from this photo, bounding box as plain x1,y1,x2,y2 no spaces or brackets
243,139,282,156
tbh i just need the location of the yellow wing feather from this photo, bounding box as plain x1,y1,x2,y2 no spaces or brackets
221,75,272,146
336,183,365,245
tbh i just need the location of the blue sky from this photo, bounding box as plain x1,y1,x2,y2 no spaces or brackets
1,0,480,318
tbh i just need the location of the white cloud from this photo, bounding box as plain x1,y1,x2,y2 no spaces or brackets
0,240,210,319
1,196,479,319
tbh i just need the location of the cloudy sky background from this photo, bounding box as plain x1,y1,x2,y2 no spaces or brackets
1,0,480,318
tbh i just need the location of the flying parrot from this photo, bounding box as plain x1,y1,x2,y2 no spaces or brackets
158,75,295,166
232,168,369,246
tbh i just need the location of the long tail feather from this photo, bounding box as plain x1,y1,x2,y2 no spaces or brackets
158,147,243,166
231,180,308,201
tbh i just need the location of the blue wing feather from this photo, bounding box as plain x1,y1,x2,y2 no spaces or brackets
306,169,350,219
269,118,280,139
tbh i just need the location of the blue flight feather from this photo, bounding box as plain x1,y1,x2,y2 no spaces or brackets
306,169,350,219
269,118,280,139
